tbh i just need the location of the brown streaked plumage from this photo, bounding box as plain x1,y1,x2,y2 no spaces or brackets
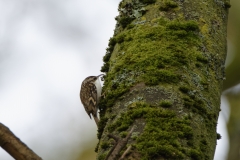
80,74,103,126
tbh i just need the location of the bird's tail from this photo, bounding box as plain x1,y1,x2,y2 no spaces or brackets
93,116,99,127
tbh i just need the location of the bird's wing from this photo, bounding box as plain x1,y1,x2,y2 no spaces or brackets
88,83,98,117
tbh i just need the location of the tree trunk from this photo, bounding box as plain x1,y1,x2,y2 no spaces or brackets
97,0,229,159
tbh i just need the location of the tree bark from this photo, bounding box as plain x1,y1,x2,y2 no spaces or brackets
97,0,229,159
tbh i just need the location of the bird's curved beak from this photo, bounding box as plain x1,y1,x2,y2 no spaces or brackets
97,74,104,78
97,74,105,81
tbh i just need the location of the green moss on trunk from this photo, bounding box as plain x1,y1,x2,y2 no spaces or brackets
97,0,228,159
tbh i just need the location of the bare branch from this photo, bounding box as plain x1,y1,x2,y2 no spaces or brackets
0,123,42,160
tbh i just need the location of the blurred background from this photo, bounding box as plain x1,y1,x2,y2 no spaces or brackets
0,0,238,159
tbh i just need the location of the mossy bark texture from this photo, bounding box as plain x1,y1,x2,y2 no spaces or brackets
97,0,229,159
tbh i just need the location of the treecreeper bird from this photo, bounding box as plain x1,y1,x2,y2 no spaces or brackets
80,74,104,126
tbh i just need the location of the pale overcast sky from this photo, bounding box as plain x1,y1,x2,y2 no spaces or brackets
0,0,228,159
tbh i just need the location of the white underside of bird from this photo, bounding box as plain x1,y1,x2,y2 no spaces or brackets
94,76,102,103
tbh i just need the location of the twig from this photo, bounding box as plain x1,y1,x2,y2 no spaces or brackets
105,126,134,160
119,145,132,160
104,139,118,160
107,134,119,142
93,116,99,127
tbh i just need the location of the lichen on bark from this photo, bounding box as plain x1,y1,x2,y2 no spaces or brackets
97,0,229,159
